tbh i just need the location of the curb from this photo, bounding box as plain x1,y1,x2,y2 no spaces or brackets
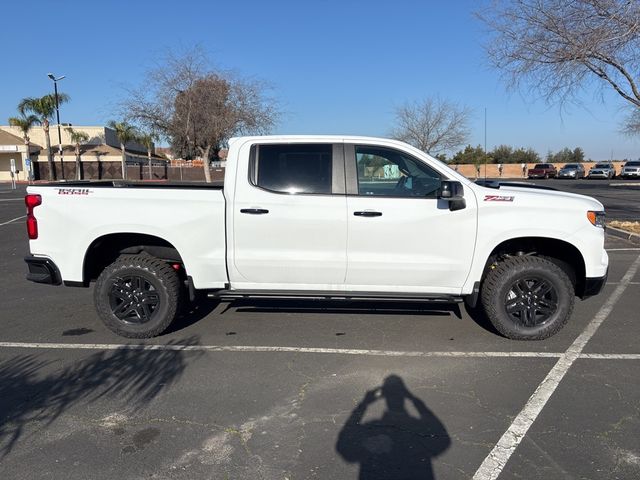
607,226,640,246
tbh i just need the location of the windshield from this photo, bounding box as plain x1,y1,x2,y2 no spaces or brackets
625,161,640,167
563,164,578,169
533,164,549,169
594,163,611,168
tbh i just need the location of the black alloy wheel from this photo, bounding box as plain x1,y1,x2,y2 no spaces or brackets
504,277,558,328
480,255,574,340
108,275,161,324
94,254,180,338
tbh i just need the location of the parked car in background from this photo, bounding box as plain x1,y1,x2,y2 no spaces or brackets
527,163,557,179
587,162,616,179
620,160,640,179
557,163,585,179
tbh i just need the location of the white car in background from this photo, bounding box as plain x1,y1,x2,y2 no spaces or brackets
587,162,616,179
620,160,640,179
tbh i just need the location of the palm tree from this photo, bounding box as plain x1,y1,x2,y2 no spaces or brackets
107,120,138,180
66,128,90,180
138,132,158,180
8,113,38,180
18,93,70,181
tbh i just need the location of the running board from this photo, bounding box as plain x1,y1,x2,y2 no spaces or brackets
208,289,464,303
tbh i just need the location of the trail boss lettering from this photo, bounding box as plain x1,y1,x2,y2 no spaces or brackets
56,188,92,195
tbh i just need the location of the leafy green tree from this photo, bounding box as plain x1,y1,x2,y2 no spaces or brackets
511,147,540,164
450,145,487,165
572,147,585,163
546,147,585,163
65,128,90,180
8,113,39,176
490,145,513,164
107,121,138,180
18,93,70,180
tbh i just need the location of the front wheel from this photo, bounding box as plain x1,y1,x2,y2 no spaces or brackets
480,256,574,340
94,254,180,338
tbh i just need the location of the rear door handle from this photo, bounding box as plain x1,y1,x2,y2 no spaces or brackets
353,211,382,217
240,208,269,215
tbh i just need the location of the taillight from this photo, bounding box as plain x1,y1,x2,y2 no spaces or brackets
25,194,41,239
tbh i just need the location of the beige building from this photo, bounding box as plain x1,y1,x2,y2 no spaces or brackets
0,129,39,181
0,125,164,181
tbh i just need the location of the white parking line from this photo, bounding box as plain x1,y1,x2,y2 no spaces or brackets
473,253,640,480
606,248,640,252
0,215,26,226
0,198,24,202
0,342,637,362
580,353,640,360
0,342,564,358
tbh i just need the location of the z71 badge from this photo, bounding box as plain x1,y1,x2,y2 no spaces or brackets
484,195,514,202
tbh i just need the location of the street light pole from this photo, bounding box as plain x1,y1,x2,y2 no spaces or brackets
48,73,66,180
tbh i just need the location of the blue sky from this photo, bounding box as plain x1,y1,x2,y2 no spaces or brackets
1,0,638,160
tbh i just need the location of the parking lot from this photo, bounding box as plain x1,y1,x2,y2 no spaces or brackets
1,181,639,480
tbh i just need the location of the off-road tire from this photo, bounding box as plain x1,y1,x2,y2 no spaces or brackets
480,256,574,340
94,254,180,338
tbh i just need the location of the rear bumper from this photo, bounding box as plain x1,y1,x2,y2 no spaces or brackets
25,255,62,285
581,269,608,299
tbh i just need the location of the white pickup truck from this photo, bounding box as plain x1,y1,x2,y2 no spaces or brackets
24,136,608,340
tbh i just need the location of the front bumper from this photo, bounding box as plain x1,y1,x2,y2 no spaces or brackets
581,269,608,299
588,171,611,178
620,171,640,178
25,255,62,285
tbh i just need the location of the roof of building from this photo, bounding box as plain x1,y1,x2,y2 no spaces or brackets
0,129,25,146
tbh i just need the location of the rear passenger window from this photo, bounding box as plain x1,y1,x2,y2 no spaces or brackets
252,144,332,194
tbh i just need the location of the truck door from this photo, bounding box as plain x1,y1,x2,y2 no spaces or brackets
230,142,348,288
344,144,477,293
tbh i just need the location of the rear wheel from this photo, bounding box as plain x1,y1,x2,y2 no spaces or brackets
94,254,180,338
480,256,574,340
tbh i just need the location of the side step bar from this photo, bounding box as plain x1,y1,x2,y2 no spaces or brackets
208,289,464,303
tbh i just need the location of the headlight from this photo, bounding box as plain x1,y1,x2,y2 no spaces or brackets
587,210,606,228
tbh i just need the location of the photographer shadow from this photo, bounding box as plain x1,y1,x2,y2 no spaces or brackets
336,375,450,480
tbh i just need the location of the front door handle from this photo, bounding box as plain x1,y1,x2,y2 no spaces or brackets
353,211,382,217
240,208,269,215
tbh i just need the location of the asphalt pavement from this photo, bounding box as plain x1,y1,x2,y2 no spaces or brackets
1,182,639,480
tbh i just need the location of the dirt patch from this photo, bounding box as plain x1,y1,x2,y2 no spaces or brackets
609,221,640,234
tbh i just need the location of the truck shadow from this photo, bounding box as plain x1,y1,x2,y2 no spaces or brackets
0,336,201,458
165,296,221,333
463,303,501,336
224,299,463,319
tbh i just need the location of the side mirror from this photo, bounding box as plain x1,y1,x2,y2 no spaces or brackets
438,180,466,211
438,180,464,200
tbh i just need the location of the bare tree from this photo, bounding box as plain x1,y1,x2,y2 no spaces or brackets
391,98,471,155
478,0,640,132
121,47,279,182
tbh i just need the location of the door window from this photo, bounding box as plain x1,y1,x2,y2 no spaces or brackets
252,144,333,194
355,146,441,197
